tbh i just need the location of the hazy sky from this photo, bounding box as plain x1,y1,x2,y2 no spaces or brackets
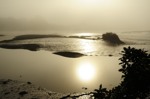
0,0,150,33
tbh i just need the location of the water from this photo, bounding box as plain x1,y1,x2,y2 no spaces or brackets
0,31,150,93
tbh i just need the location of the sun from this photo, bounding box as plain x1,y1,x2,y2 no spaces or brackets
76,0,99,7
79,0,98,4
72,0,114,13
75,0,114,8
77,0,110,5
77,62,96,82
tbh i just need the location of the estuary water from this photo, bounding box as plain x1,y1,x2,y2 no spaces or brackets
0,31,150,93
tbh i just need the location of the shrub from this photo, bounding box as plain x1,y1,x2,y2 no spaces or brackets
93,47,150,99
118,46,150,98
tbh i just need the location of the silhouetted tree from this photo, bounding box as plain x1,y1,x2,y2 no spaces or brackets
92,47,150,99
92,84,110,99
61,47,150,99
118,46,150,98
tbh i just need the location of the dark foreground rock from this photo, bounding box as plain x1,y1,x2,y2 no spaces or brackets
0,79,92,99
53,51,85,58
0,79,64,99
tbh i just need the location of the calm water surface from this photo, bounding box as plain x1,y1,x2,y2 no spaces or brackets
0,48,121,92
0,32,150,93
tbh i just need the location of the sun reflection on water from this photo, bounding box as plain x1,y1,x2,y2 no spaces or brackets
76,62,96,82
80,40,96,54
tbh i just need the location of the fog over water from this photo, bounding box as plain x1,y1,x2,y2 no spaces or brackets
0,0,150,33
0,32,149,92
0,0,150,94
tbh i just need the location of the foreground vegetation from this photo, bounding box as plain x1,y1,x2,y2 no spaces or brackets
92,47,150,99
0,33,149,98
61,47,150,99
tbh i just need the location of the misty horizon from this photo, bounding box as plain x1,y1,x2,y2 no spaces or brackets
0,17,150,33
0,1,150,98
0,0,150,33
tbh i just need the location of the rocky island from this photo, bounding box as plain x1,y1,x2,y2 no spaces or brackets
102,32,125,45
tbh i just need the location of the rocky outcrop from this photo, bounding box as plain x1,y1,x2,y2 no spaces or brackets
0,44,41,51
102,32,125,45
0,79,64,99
53,51,85,58
0,79,91,99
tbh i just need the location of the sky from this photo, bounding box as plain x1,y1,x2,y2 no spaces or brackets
0,0,150,33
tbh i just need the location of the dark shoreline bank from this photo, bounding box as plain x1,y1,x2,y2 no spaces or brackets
0,79,91,99
0,79,66,99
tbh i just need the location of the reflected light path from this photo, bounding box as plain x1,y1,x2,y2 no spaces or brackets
79,39,97,54
76,62,96,82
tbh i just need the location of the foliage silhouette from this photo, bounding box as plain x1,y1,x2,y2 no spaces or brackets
61,47,150,99
92,84,110,99
117,46,150,98
92,46,150,99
